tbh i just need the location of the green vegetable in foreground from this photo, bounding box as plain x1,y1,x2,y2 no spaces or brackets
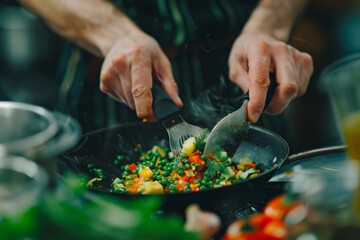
0,175,200,240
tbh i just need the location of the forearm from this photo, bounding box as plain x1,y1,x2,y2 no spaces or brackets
18,0,142,57
242,0,310,42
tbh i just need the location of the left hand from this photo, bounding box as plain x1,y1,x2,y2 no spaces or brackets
228,32,313,123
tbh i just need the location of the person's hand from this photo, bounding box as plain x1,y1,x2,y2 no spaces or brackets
228,32,313,123
99,31,182,122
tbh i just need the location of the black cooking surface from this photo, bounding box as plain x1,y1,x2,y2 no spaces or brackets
58,122,286,238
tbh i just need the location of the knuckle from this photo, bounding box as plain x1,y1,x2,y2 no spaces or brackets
167,80,178,91
99,83,109,93
248,40,270,55
297,82,308,96
275,41,288,50
132,45,148,58
229,70,237,82
252,73,270,89
255,40,271,52
113,54,126,65
132,84,150,98
100,72,111,83
302,53,314,73
283,81,298,97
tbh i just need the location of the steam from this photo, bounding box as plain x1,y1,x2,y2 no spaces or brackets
181,76,246,129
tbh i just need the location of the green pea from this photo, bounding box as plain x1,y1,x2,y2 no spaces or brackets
178,166,185,172
163,171,170,176
200,186,207,191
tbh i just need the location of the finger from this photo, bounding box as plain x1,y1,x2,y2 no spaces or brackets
112,54,136,109
297,52,313,96
229,56,250,92
247,42,272,123
100,62,128,104
131,50,157,122
269,44,299,113
154,54,183,108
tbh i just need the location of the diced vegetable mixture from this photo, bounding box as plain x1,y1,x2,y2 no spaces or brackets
102,134,266,194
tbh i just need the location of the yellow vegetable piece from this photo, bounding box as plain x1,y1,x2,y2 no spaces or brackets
142,181,164,194
139,166,153,179
182,137,196,156
239,157,253,165
152,145,166,157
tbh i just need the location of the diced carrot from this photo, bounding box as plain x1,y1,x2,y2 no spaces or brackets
125,182,140,194
128,163,137,173
244,163,256,169
190,184,200,192
176,179,186,191
188,153,205,170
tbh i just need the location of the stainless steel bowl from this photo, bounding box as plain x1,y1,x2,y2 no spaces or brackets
0,155,48,216
0,101,81,187
0,101,59,156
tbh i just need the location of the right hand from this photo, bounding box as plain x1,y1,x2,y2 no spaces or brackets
99,32,183,122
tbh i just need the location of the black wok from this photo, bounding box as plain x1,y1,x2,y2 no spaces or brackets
59,121,288,211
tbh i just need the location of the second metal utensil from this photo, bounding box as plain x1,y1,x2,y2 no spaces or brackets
152,84,206,155
204,73,276,160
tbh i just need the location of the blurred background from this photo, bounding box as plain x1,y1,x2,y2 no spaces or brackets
1,0,359,154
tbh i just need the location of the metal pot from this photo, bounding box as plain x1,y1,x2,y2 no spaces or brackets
0,101,81,187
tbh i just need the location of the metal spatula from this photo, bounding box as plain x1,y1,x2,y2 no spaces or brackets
152,84,205,155
204,73,276,160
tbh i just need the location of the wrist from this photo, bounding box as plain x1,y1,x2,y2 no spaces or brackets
84,11,143,57
242,0,308,42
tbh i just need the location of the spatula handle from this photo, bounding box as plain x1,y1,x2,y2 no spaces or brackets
152,84,180,121
242,72,276,109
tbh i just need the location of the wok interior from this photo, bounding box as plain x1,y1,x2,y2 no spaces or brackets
59,122,289,192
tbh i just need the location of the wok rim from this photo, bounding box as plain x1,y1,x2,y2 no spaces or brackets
61,124,290,197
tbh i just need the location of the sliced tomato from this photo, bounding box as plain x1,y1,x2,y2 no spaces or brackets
248,213,272,229
262,219,287,240
264,194,301,220
223,218,271,240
